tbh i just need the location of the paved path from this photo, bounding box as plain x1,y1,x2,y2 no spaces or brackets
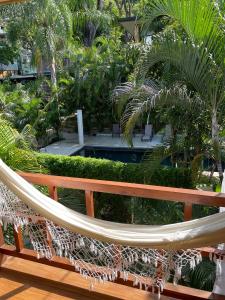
40,133,163,156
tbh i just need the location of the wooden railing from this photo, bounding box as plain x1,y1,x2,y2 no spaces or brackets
0,172,225,300
0,0,25,4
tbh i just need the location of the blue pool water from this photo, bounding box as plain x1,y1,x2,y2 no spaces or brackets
72,146,222,170
73,147,145,163
72,146,171,164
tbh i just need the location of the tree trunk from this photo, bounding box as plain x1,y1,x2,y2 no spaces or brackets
212,107,223,182
47,37,57,88
50,55,57,88
84,0,104,47
49,54,61,137
97,0,104,10
84,22,97,47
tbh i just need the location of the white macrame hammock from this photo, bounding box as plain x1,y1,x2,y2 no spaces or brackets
0,159,224,295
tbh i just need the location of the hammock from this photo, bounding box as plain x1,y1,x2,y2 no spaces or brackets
0,159,224,294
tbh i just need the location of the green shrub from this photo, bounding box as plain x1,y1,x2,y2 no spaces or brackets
37,153,193,188
36,153,194,224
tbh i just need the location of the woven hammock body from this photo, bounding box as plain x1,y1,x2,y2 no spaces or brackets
0,159,224,293
0,160,224,249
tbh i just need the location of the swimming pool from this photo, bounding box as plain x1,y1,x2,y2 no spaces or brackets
72,146,147,163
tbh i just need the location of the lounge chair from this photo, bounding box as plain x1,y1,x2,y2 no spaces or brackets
141,124,153,142
112,123,121,137
163,124,172,142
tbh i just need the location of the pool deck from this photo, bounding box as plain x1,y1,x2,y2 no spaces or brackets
40,133,163,156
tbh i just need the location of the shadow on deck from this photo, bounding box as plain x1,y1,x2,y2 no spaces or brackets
0,256,176,300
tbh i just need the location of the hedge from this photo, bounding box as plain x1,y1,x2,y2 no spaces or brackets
36,153,194,223
37,153,193,188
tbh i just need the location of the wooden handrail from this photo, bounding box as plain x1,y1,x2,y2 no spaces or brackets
0,0,24,4
19,172,225,207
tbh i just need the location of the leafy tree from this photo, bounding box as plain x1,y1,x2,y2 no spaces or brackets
113,0,137,17
0,118,41,172
59,33,139,132
0,41,18,65
69,0,112,47
1,0,73,88
113,0,225,181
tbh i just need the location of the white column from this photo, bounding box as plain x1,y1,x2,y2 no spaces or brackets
77,109,84,145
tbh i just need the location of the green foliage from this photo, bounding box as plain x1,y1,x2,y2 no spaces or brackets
69,0,112,47
141,0,225,181
113,81,209,171
36,152,193,187
181,258,216,291
0,83,44,172
3,0,73,64
0,41,18,65
36,152,193,223
0,1,141,135
129,197,183,225
113,0,225,180
0,82,54,140
59,35,139,131
0,83,42,129
0,119,41,172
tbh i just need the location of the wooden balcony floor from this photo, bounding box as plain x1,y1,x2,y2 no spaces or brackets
0,255,178,300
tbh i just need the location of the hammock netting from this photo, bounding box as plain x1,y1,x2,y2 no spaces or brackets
0,158,225,296
0,182,202,294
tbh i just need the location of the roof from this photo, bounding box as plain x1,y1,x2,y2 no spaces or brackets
118,16,140,41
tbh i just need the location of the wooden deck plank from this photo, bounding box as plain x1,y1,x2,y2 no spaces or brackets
0,274,87,300
0,256,177,300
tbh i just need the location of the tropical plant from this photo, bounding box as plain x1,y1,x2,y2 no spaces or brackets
0,40,18,65
113,82,209,164
0,116,44,246
1,0,73,88
113,0,225,181
113,0,139,17
69,0,112,47
59,34,139,132
0,118,42,172
180,258,216,292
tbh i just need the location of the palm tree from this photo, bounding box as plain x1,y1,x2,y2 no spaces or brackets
2,0,111,82
0,118,42,172
69,0,111,47
1,0,73,88
113,0,225,181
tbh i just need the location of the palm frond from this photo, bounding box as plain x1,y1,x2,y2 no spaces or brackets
16,124,38,150
135,32,217,100
142,0,225,63
141,146,170,182
0,119,18,154
182,258,216,291
114,81,202,145
0,118,43,172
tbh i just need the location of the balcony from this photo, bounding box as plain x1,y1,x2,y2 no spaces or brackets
0,172,224,299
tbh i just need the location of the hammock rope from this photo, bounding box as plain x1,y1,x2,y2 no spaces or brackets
0,159,224,294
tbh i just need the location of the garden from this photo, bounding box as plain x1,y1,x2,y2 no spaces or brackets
0,0,225,293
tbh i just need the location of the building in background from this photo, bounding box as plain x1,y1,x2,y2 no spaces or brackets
0,24,49,82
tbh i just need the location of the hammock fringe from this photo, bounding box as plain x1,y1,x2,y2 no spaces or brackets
0,182,204,295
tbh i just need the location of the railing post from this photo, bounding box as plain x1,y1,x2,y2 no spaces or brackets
47,185,58,253
48,185,58,201
0,226,4,246
184,202,193,221
0,226,5,266
85,191,94,217
13,226,24,252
